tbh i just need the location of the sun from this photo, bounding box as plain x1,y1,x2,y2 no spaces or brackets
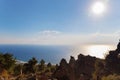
91,1,106,15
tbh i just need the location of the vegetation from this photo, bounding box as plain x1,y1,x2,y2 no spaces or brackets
38,59,45,72
102,74,120,80
0,53,56,80
0,53,16,73
23,57,38,74
93,59,105,80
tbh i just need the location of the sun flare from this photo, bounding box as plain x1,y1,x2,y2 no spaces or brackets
86,45,112,58
91,1,106,15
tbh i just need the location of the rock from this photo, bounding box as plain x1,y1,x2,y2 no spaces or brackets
74,54,96,80
53,58,70,80
53,54,96,80
69,56,75,68
105,41,120,74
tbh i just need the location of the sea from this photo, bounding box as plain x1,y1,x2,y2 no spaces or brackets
0,44,75,64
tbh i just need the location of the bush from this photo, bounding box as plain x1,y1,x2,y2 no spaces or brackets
102,74,120,80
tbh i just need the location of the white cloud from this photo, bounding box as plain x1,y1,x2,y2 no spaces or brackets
0,30,119,46
38,30,61,36
31,31,120,45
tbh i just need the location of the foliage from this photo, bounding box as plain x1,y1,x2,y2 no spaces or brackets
40,59,45,66
38,59,45,71
102,74,120,80
0,53,16,73
93,59,105,79
14,64,23,75
50,66,56,73
23,57,38,74
47,62,52,68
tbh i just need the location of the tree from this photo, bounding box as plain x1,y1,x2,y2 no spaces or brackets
39,59,45,71
4,53,16,71
23,57,38,73
55,64,58,69
47,62,52,68
0,53,16,73
14,64,23,75
40,59,45,66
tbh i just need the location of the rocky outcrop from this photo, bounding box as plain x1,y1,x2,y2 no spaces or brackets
53,59,72,80
75,54,96,80
53,54,96,80
105,41,120,74
69,56,75,68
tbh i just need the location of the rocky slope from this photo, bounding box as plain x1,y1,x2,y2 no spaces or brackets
53,54,97,80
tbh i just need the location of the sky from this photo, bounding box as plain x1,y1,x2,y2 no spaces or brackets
0,0,120,46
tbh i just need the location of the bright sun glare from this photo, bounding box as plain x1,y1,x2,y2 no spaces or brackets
91,1,106,15
87,45,112,58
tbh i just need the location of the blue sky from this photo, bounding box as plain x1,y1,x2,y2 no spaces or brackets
0,0,120,45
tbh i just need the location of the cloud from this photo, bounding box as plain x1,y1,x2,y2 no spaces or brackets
38,30,61,36
0,30,119,46
32,31,120,45
93,0,109,2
